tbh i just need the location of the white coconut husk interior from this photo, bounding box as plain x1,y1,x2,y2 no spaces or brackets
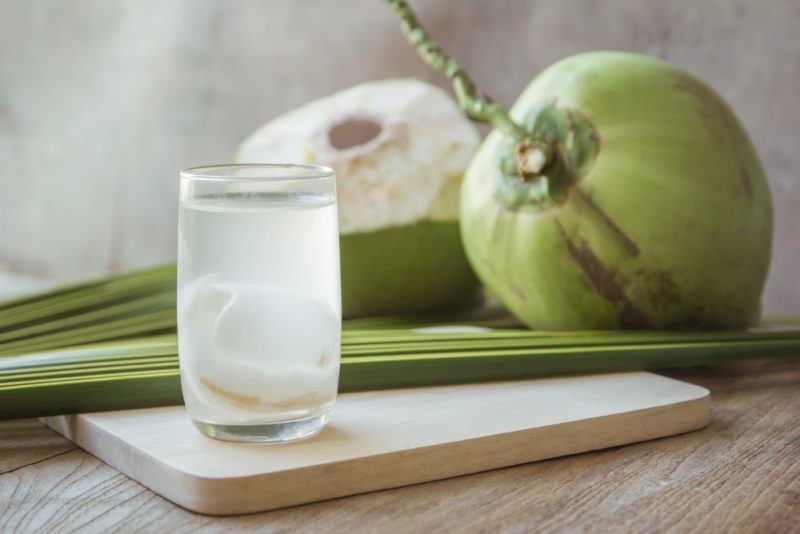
237,78,480,234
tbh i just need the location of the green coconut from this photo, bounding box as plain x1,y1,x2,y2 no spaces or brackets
388,0,773,330
236,79,481,317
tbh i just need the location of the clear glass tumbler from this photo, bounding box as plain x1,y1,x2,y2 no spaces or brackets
177,164,341,443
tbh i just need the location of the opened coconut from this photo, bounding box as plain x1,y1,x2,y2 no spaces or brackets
236,79,481,317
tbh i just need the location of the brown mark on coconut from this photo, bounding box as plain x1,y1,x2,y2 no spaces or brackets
738,162,754,200
574,189,640,256
673,73,744,154
508,282,528,302
670,71,719,106
589,129,601,151
673,74,755,202
671,77,704,99
636,268,681,310
555,220,650,328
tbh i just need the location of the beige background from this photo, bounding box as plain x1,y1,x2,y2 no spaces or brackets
0,0,798,313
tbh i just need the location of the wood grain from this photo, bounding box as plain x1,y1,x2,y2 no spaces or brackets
1,359,798,532
41,373,709,514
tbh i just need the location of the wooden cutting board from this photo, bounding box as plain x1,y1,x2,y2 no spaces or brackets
42,372,709,515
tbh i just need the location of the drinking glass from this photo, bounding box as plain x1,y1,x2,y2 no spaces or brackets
178,164,341,443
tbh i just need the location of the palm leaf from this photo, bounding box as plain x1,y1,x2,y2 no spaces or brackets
0,264,798,420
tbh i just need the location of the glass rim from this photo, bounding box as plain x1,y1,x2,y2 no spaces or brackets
180,163,335,182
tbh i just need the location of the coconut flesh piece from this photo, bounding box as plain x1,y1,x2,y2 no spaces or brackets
179,280,340,422
236,79,483,317
237,78,481,234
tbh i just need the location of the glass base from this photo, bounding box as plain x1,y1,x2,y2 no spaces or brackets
192,413,329,443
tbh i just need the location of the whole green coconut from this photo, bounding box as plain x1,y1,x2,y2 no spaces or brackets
388,0,772,330
462,52,772,329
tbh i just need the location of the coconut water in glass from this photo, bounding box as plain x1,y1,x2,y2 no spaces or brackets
178,164,341,443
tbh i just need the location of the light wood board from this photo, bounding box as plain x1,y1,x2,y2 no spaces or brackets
42,372,710,516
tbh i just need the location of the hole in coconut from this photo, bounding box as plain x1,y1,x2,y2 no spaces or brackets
328,118,383,150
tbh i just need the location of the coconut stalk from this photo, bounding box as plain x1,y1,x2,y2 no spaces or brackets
386,0,552,180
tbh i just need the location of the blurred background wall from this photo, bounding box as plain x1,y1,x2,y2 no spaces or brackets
1,0,798,313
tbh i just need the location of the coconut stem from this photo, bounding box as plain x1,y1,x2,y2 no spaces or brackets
386,0,552,173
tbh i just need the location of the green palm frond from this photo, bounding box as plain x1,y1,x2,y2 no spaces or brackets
1,264,798,420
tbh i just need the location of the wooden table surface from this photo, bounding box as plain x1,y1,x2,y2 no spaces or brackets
1,359,798,532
